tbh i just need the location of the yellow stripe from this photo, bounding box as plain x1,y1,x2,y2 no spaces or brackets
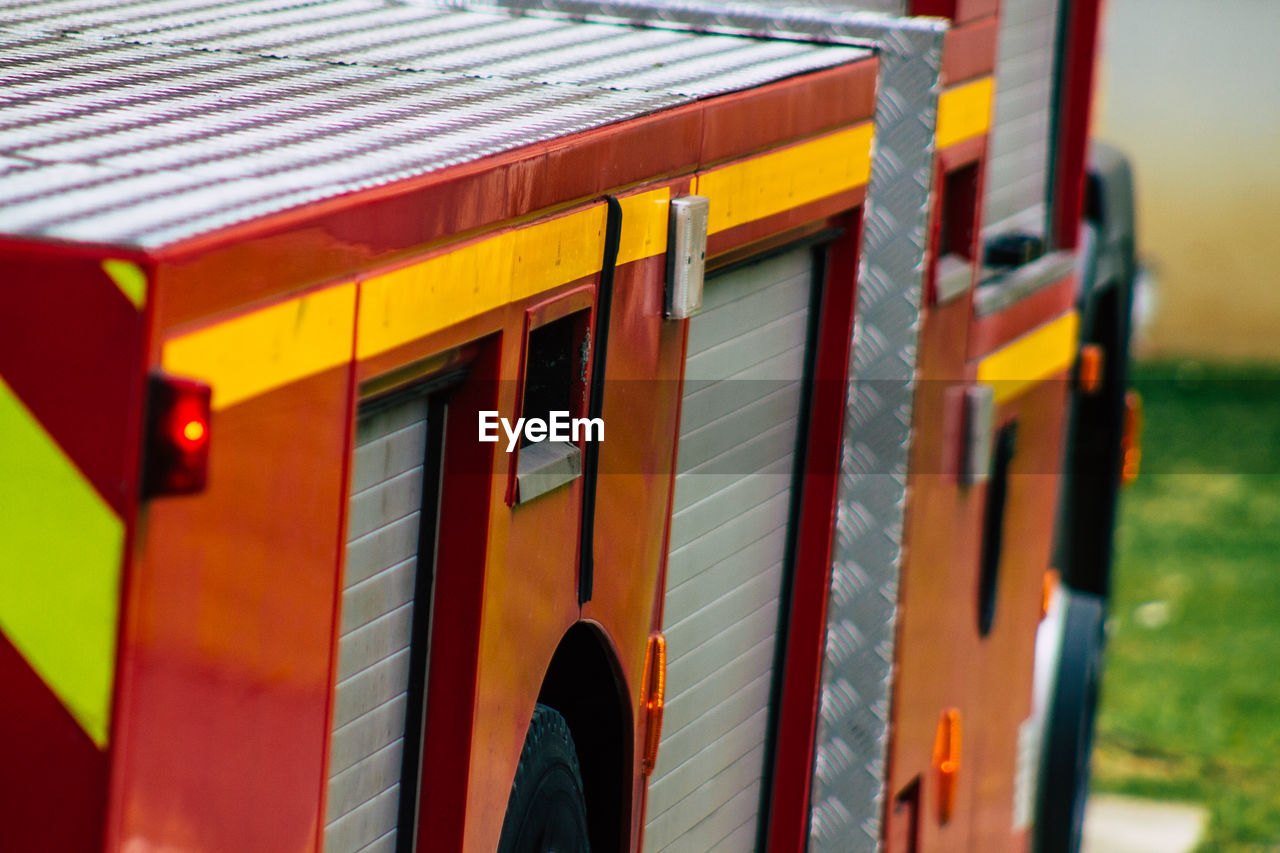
358,188,672,361
0,376,124,747
617,187,670,266
163,282,356,410
694,123,873,235
509,205,607,301
102,259,146,309
977,311,1080,404
937,77,995,150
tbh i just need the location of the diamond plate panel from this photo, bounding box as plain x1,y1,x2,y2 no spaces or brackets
813,19,942,853
449,1,944,848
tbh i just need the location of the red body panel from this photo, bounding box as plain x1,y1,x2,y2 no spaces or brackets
97,60,881,853
0,240,149,853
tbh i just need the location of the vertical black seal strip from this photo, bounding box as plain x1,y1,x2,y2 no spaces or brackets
579,195,622,605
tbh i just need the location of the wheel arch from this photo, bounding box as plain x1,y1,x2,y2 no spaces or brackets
538,620,635,853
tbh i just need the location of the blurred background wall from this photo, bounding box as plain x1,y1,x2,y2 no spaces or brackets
1095,0,1280,361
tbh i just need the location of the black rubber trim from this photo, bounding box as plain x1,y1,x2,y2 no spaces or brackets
577,195,623,605
978,421,1018,637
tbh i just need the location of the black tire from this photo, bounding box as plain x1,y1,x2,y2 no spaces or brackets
1035,591,1107,853
497,704,591,853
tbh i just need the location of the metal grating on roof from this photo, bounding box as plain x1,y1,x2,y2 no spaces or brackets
0,0,869,248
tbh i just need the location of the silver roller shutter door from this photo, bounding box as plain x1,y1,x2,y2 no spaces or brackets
645,247,814,853
983,0,1064,237
325,398,430,853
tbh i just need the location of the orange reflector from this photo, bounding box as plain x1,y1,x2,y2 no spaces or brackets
1078,344,1104,394
1121,390,1143,486
1042,569,1060,620
932,708,962,825
641,633,667,777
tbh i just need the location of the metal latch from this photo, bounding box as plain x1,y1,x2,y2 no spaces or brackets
665,195,709,319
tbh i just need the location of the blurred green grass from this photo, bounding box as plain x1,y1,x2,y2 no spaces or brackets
1091,360,1280,850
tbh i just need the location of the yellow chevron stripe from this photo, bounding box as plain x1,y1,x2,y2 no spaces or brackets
0,376,124,747
163,282,357,411
695,122,873,235
102,259,146,310
937,77,995,150
977,311,1080,403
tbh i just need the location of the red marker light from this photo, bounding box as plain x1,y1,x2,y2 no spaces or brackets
145,372,212,497
181,418,206,445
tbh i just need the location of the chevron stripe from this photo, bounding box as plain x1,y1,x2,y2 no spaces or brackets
0,374,124,747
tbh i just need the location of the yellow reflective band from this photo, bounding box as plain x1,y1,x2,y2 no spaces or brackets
358,205,604,360
163,282,356,411
359,188,680,362
977,312,1080,404
509,205,607,301
102,259,146,309
0,376,124,747
617,187,670,266
695,123,873,235
937,77,995,150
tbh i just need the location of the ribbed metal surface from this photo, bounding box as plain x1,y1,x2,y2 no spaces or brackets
0,0,867,248
646,247,814,853
326,398,430,853
982,0,1063,236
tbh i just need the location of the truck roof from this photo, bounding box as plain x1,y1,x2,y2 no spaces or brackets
0,0,869,249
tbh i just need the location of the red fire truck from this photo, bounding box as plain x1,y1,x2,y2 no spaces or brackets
0,0,1138,851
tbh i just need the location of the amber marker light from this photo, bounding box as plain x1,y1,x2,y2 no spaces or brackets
932,709,962,825
641,632,667,777
1121,390,1143,486
1078,344,1104,394
145,371,213,497
1042,569,1061,620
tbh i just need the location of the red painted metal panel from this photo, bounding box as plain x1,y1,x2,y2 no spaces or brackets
111,367,353,852
941,18,999,86
0,633,108,852
964,378,1068,852
764,210,863,853
911,0,998,24
0,240,147,516
700,62,878,167
581,240,687,848
884,297,984,853
414,340,502,853
967,276,1076,359
1052,0,1104,250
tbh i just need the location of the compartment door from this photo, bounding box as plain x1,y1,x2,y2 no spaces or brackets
645,246,817,852
325,395,438,853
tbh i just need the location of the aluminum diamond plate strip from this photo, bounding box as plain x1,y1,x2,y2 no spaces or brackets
450,2,942,848
815,20,942,853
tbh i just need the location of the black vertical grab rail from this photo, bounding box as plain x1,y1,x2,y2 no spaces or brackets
578,195,623,605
